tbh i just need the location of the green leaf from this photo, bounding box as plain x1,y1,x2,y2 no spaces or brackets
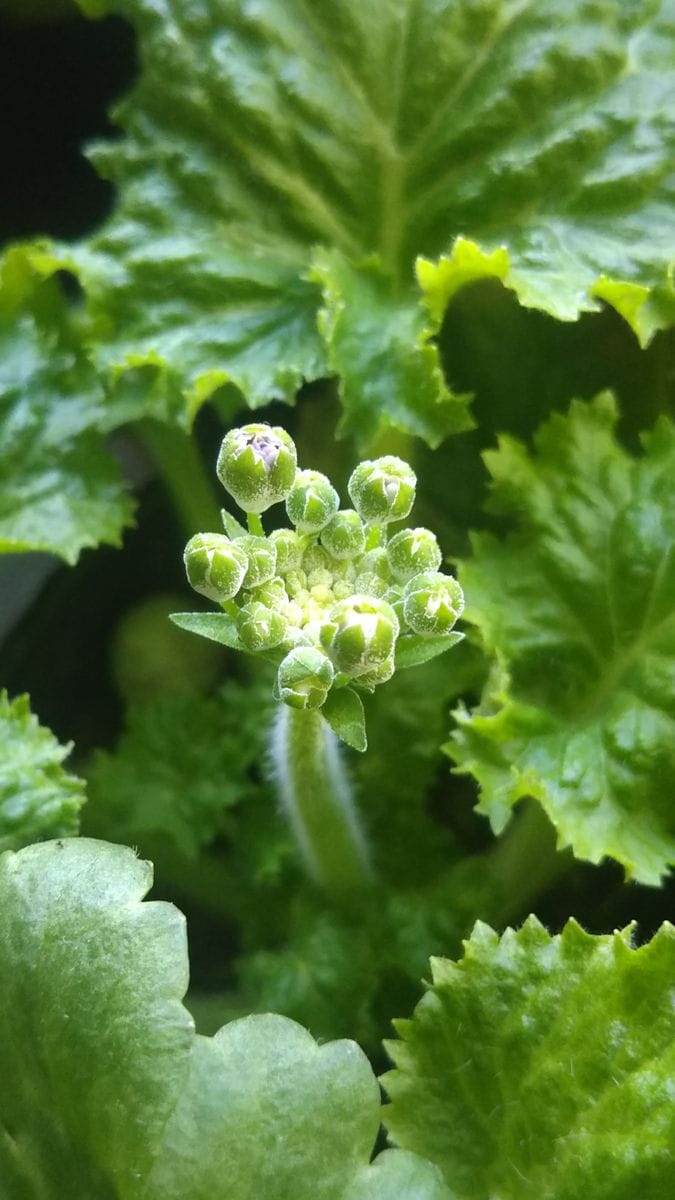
0,311,135,563
0,838,449,1199
221,508,248,540
86,682,274,858
0,837,194,1197
383,918,675,1200
323,687,367,752
395,631,464,671
0,691,85,852
170,610,243,651
52,0,674,445
448,394,675,884
147,1014,452,1200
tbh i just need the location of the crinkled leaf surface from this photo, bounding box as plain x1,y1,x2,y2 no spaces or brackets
86,682,272,858
383,917,675,1200
0,310,134,562
0,838,450,1200
448,394,675,884
0,691,85,852
56,0,675,445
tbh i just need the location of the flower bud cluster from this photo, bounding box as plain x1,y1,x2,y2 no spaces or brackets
184,424,464,711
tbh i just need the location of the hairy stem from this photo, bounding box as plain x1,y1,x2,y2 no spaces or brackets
270,706,373,901
481,799,573,926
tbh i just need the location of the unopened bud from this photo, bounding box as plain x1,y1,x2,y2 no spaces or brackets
403,571,464,635
269,528,305,573
240,535,277,589
387,527,442,582
286,469,339,534
217,424,297,514
320,595,399,677
184,533,248,602
275,646,334,709
237,601,287,651
348,456,416,525
320,509,366,560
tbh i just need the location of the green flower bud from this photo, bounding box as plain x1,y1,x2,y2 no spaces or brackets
387,526,442,582
286,469,339,534
403,571,464,636
238,601,287,651
275,646,334,710
302,543,332,577
268,528,305,573
320,509,366,560
217,424,297,514
239,535,277,589
183,532,248,602
353,571,388,598
320,595,399,677
252,576,289,612
357,547,391,581
384,583,406,625
348,456,416,525
285,568,308,598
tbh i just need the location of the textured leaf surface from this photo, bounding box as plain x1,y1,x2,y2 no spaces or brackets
383,917,675,1200
58,0,675,444
395,631,464,671
86,682,272,858
448,394,675,884
0,310,134,562
170,610,243,651
0,838,449,1200
0,691,85,852
0,838,193,1198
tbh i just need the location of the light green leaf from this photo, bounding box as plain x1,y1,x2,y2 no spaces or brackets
0,838,194,1198
323,687,367,752
0,838,448,1200
0,311,135,562
52,0,675,444
383,918,675,1200
170,610,243,651
0,691,85,852
448,394,675,884
395,631,464,671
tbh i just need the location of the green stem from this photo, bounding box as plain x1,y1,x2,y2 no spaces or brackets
270,706,373,901
247,512,265,537
480,799,573,927
139,419,221,537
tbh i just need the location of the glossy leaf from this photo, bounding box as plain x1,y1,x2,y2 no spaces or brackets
51,0,675,445
448,394,675,884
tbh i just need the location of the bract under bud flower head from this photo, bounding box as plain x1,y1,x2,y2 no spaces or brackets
275,646,334,710
403,571,464,636
348,456,416,525
320,594,399,677
239,534,277,589
387,527,442,582
183,532,248,602
286,469,339,534
237,601,287,651
269,527,304,573
320,509,366,560
217,423,297,514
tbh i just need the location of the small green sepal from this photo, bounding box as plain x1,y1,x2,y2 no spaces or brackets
387,527,442,582
322,687,367,752
320,508,366,560
239,534,277,589
237,601,287,651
